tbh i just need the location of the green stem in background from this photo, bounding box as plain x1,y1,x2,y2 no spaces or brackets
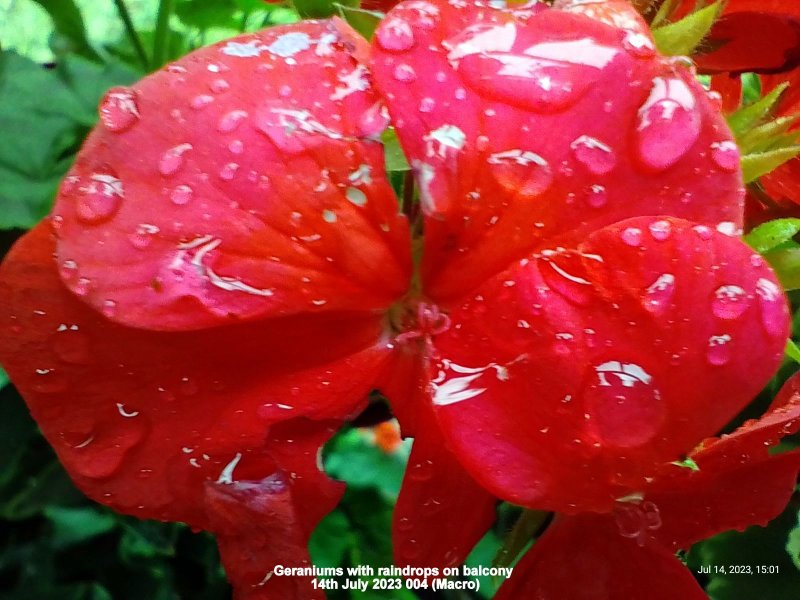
152,0,176,69
112,0,149,70
493,509,551,570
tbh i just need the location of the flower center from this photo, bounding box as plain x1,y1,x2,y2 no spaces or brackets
388,299,451,344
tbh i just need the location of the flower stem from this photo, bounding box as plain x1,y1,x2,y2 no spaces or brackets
152,0,176,69
112,0,149,70
493,509,551,569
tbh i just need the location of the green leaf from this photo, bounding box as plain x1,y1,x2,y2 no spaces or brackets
764,247,800,290
119,520,180,563
738,116,800,155
45,506,117,549
0,460,81,520
0,367,7,390
382,128,410,173
788,510,800,570
175,0,239,30
728,83,788,136
688,502,800,600
653,2,723,57
466,531,504,598
294,0,356,18
745,218,800,254
670,456,700,471
742,146,800,183
29,0,101,61
0,51,85,228
309,509,355,568
786,340,800,366
335,4,383,39
324,428,410,500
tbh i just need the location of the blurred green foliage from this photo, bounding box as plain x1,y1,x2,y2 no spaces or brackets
1,1,800,599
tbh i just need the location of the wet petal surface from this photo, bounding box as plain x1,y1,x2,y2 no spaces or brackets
54,21,411,331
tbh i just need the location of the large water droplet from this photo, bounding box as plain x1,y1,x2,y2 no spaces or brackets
648,220,672,241
487,150,553,198
159,144,193,176
711,285,749,320
586,361,661,447
636,77,701,171
707,334,732,366
376,17,416,52
644,273,675,315
99,87,140,133
755,278,787,337
32,368,69,394
571,135,616,175
76,173,125,224
614,499,661,545
710,140,740,172
452,33,619,113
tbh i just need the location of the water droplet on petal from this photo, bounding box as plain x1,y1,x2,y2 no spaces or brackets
585,184,608,208
376,17,416,52
644,273,675,315
76,173,124,224
711,285,749,320
622,31,656,59
693,225,712,240
170,184,193,205
586,361,661,447
218,110,248,133
159,144,193,176
755,278,787,337
219,163,239,181
60,259,79,281
393,63,417,82
190,94,214,110
621,227,642,247
636,77,701,171
102,299,117,318
99,87,140,133
707,334,732,366
571,135,616,175
648,220,672,241
710,140,740,172
129,223,160,249
487,150,552,198
32,368,68,393
210,78,230,94
419,97,436,113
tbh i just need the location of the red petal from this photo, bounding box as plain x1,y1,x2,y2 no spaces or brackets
429,216,788,511
0,224,387,537
695,0,800,74
710,74,743,114
392,403,496,569
761,158,800,206
494,515,707,600
207,420,344,600
371,0,742,300
642,378,800,549
54,20,410,331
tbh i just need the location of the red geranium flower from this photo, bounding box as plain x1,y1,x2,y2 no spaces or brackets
0,1,794,599
675,0,800,75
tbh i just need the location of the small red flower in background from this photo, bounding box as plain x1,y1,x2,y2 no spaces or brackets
0,1,796,599
676,0,800,75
